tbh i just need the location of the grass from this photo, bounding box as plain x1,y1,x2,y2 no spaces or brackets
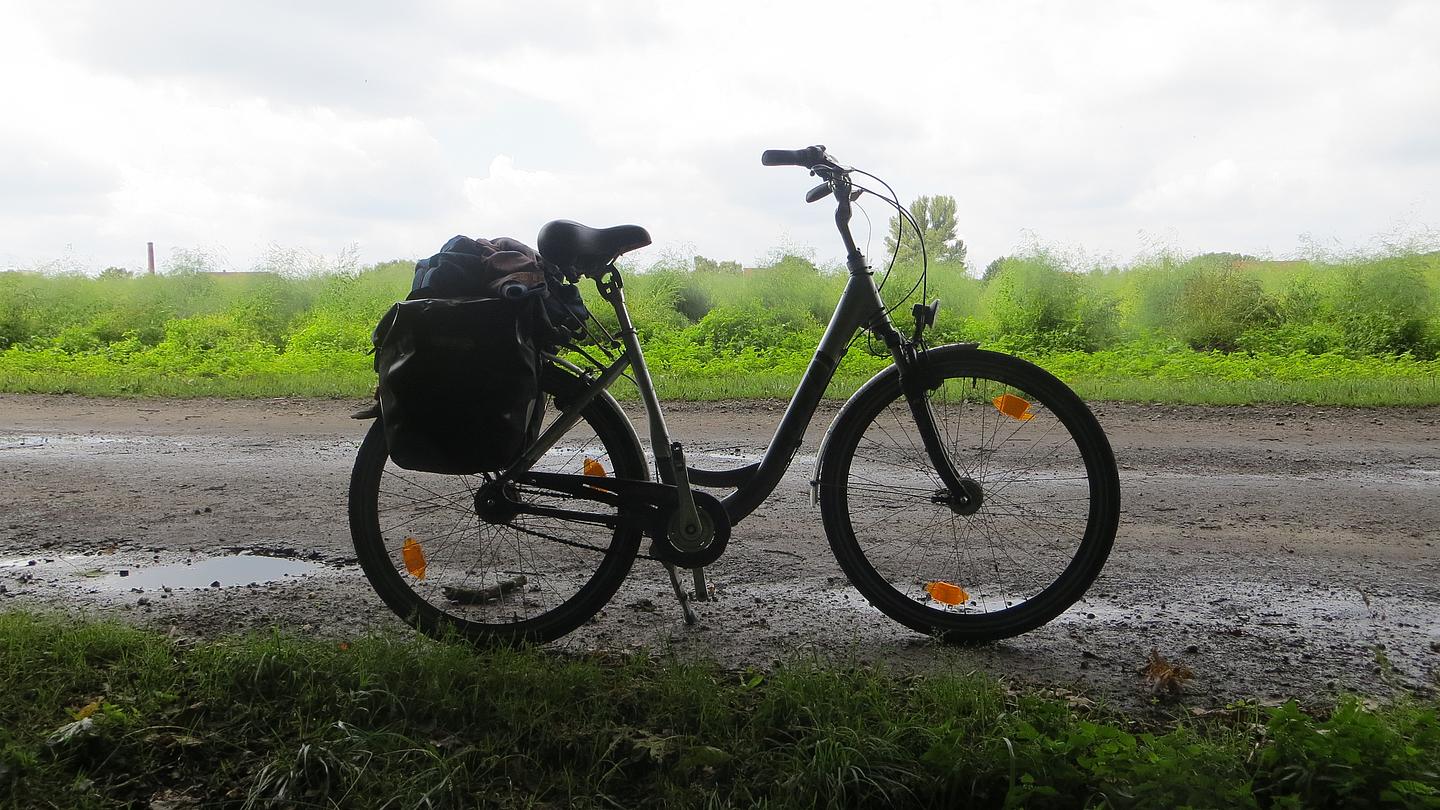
3,354,1437,407
2,610,1437,808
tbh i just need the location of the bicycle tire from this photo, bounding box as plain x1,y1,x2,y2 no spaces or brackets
348,364,647,645
818,345,1120,643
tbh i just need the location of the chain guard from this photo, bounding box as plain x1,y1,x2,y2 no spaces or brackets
492,472,731,567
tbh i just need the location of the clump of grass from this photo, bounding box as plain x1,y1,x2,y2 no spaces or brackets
2,610,1436,808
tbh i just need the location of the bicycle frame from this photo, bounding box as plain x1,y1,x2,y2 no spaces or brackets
504,173,971,529
500,264,890,523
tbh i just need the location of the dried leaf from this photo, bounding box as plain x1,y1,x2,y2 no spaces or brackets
1140,647,1194,696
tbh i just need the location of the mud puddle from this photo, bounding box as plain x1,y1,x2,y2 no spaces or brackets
1,550,336,596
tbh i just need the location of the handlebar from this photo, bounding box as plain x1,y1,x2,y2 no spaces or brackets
761,145,829,168
761,143,866,269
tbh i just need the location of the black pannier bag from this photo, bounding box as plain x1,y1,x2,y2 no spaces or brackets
373,296,542,474
372,235,582,475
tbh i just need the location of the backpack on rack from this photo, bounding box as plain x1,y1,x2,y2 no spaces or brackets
370,235,587,475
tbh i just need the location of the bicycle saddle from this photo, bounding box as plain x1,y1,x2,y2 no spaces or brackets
537,220,651,270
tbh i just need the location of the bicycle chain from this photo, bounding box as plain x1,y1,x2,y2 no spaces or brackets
504,521,669,562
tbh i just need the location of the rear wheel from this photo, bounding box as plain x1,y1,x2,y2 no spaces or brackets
348,365,646,645
818,347,1119,642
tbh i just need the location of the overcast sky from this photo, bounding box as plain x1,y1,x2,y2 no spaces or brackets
2,0,1437,274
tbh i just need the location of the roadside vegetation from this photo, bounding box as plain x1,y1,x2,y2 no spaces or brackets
1,241,1438,404
3,610,1437,808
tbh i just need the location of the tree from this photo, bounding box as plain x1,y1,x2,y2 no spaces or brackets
982,256,1010,280
884,195,967,267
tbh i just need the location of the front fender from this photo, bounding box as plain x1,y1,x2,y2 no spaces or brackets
808,342,980,504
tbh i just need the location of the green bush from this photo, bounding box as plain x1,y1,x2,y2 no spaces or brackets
693,303,822,354
1173,264,1275,352
746,255,840,322
286,311,374,354
1237,323,1345,355
1334,256,1434,356
983,256,1117,351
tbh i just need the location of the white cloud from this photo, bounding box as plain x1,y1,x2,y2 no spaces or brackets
1,0,1437,273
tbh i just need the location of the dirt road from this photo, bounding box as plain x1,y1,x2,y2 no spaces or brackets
2,394,1437,708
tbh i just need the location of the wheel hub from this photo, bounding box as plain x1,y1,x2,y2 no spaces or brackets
475,481,522,525
933,478,984,516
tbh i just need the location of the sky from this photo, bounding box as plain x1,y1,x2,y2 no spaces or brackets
2,0,1438,275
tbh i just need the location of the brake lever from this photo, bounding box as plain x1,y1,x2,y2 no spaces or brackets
805,182,831,203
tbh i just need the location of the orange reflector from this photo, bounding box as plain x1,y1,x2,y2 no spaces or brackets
925,581,969,605
992,393,1034,421
402,537,427,580
583,457,613,492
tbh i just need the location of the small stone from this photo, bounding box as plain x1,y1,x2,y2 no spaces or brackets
1185,644,1199,654
210,581,220,588
137,597,151,606
118,570,129,577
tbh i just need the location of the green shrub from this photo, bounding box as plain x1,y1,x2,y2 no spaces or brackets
1237,323,1345,355
693,303,821,354
1173,264,1275,352
286,311,373,354
1334,256,1434,356
983,256,1117,351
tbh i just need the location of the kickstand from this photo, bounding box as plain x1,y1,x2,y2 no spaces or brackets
664,564,698,625
692,566,708,601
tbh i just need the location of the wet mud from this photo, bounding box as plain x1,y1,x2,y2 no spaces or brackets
2,394,1437,709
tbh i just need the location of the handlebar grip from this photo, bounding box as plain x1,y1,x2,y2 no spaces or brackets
761,145,827,167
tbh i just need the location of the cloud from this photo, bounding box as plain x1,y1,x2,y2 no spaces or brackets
1,0,1437,272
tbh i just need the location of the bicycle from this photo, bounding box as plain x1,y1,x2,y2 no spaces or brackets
348,145,1121,645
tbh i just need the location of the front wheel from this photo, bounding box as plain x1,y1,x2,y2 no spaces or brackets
818,346,1120,643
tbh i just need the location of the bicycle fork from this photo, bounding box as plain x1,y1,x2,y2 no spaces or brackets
871,296,979,513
